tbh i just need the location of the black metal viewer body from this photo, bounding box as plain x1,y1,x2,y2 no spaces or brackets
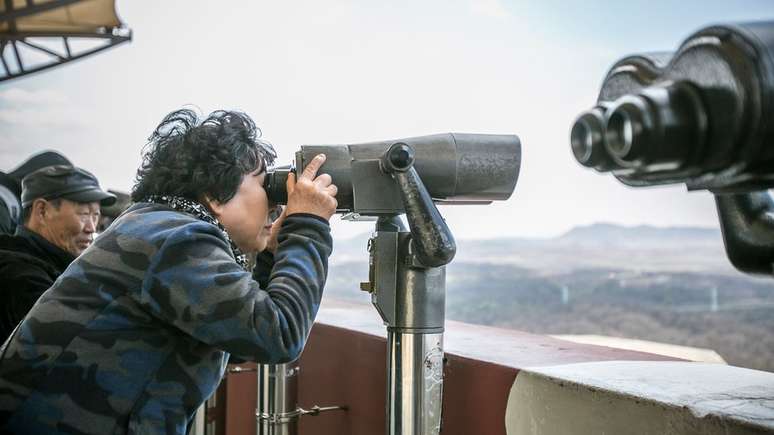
264,133,521,435
571,21,774,276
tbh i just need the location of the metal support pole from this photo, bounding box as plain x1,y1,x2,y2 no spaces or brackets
257,362,300,435
256,361,345,435
367,216,447,435
387,331,444,435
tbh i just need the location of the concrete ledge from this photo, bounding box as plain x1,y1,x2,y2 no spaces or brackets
507,361,774,435
315,299,677,368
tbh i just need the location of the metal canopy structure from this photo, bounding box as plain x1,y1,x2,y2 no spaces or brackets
0,0,131,82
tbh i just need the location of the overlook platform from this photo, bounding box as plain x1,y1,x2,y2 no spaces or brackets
207,298,774,435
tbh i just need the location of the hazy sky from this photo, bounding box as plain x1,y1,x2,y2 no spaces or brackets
2,0,773,240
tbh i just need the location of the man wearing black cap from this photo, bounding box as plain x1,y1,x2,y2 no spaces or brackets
0,165,115,342
0,150,72,235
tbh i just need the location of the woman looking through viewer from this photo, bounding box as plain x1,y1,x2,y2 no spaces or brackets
0,109,337,434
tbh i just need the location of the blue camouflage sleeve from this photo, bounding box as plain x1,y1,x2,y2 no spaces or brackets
139,214,332,363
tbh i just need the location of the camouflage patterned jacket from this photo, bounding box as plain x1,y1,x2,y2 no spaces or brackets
0,203,332,434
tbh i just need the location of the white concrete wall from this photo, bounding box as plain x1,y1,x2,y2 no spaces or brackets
506,361,774,435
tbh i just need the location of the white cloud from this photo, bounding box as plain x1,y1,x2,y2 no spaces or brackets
469,0,510,18
0,87,94,128
0,88,68,105
0,107,94,128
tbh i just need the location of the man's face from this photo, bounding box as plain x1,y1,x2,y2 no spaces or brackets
39,199,101,256
213,170,273,254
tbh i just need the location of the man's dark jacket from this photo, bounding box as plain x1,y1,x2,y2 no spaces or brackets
0,226,74,342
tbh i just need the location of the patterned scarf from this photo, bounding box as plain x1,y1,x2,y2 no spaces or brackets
143,195,250,271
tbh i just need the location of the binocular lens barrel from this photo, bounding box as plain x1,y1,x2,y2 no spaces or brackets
606,108,634,157
264,165,292,205
571,107,615,171
605,98,647,164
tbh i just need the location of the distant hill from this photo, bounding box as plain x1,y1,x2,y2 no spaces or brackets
334,222,722,254
331,223,730,273
557,223,721,246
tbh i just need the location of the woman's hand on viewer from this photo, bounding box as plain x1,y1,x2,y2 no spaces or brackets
284,154,338,221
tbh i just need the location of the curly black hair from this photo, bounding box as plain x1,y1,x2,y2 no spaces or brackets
132,109,276,204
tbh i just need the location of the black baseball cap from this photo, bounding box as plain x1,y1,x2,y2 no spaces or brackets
9,151,72,181
21,165,117,208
